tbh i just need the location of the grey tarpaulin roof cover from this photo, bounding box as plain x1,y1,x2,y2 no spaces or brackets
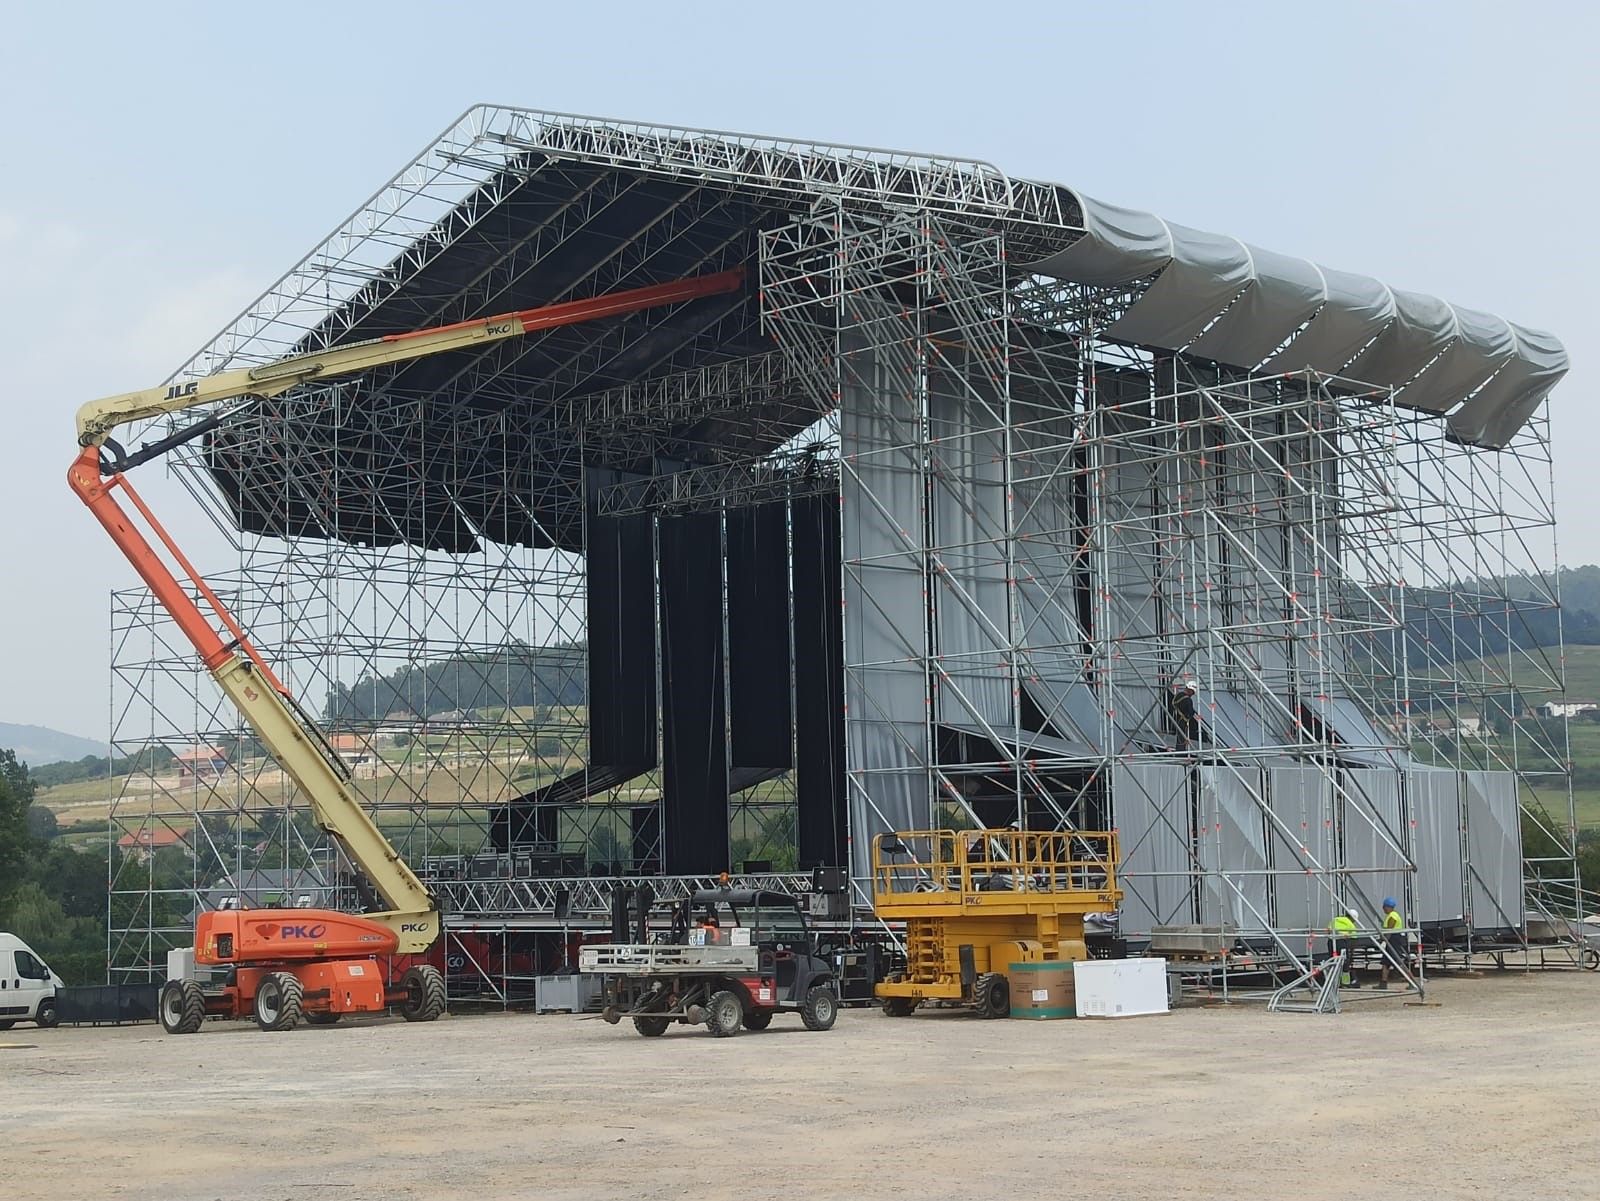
1026,192,1566,448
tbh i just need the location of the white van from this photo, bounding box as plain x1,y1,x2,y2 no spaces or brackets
0,933,62,1029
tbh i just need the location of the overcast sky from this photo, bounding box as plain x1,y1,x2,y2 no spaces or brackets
2,1,1595,738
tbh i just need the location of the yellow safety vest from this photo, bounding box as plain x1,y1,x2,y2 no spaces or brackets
1330,915,1357,937
1383,909,1403,930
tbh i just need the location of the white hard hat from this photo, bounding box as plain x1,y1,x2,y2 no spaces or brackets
1183,679,1198,692
1345,907,1359,921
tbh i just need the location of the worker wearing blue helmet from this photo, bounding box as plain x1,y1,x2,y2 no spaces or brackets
1379,897,1406,990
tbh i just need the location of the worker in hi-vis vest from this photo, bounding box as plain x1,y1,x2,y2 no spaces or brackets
1378,898,1406,990
1328,908,1360,988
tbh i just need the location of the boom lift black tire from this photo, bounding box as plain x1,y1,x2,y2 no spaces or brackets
741,1010,773,1031
304,1011,342,1026
800,985,838,1031
705,989,744,1037
254,972,304,1032
632,1016,671,1037
972,972,1010,1019
881,996,918,1017
160,979,206,1034
399,965,447,1022
35,999,59,1029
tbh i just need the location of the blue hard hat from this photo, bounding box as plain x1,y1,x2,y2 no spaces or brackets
1382,897,1397,909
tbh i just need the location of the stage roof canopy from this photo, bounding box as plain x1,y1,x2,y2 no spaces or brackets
175,107,1565,551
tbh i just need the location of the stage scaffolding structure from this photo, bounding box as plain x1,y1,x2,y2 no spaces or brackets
102,107,1579,992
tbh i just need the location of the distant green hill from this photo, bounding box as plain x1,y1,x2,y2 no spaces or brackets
0,723,108,767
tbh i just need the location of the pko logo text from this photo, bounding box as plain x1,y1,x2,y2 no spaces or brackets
280,924,327,939
401,922,430,934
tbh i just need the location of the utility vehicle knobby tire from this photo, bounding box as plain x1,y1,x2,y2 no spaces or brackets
400,965,447,1022
741,1010,773,1031
254,972,304,1032
973,972,1010,1019
800,986,838,1031
705,989,744,1037
160,979,206,1035
633,1015,671,1037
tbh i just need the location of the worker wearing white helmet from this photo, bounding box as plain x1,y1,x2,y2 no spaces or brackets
1328,907,1361,988
1169,678,1202,750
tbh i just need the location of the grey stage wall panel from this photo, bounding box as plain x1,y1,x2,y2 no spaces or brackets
1099,389,1164,746
1340,769,1409,921
1111,763,1192,937
1408,767,1466,925
928,383,1011,731
1267,764,1337,935
1009,407,1103,749
1197,765,1271,933
1463,770,1525,932
841,327,935,878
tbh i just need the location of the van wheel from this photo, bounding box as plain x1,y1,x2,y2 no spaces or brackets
254,972,304,1032
160,979,206,1034
35,998,59,1029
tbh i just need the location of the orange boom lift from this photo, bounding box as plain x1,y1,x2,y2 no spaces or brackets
70,269,743,1032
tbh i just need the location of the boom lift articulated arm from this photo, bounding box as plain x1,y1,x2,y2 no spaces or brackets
70,269,744,955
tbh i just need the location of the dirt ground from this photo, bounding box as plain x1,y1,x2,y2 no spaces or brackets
3,970,1596,1201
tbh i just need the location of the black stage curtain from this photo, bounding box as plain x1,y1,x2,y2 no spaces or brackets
659,511,730,874
726,502,792,772
587,469,657,772
792,493,847,868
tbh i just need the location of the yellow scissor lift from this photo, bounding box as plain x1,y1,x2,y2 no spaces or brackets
872,829,1121,1018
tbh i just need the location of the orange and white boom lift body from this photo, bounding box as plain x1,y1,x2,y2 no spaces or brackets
70,269,744,1032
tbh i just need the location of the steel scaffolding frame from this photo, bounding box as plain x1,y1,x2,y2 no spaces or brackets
103,108,1576,995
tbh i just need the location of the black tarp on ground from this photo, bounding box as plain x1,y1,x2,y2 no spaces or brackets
659,510,730,873
792,493,847,868
727,502,792,773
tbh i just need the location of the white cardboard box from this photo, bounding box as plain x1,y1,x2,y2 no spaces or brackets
1072,957,1169,1018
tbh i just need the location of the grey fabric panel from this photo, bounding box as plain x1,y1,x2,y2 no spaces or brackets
1463,770,1525,931
1205,692,1281,752
1100,402,1163,745
1025,191,1172,284
1185,245,1327,369
941,722,1094,760
1009,409,1102,750
1446,323,1569,448
1408,767,1465,925
1267,764,1337,935
1197,766,1271,933
1341,769,1409,920
1111,762,1192,936
1259,267,1396,375
1106,224,1252,350
840,329,933,879
928,387,1012,729
1344,289,1456,388
1397,306,1516,413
